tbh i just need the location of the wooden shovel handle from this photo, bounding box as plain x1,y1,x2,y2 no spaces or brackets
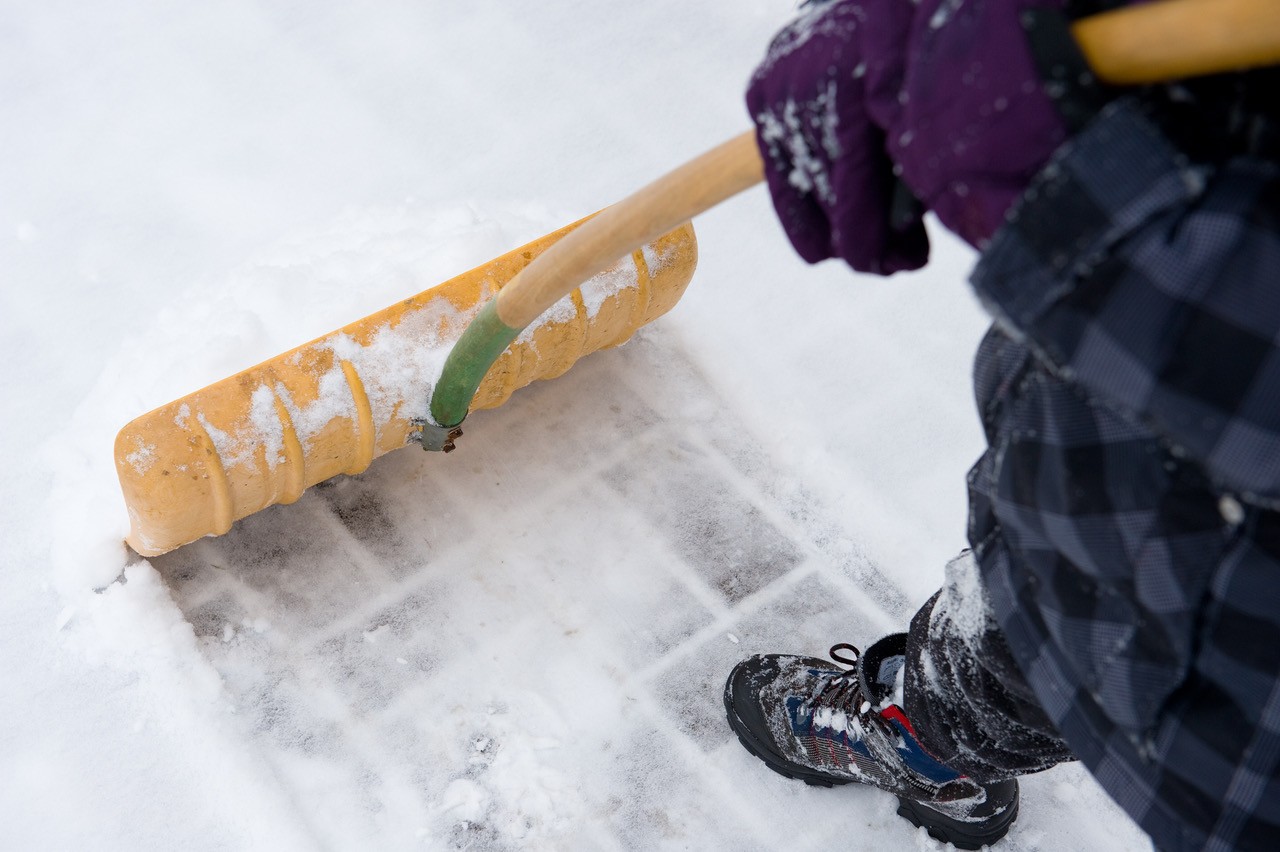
494,131,764,329
1076,0,1280,85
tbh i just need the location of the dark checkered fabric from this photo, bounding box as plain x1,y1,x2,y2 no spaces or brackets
973,99,1280,505
907,100,1280,851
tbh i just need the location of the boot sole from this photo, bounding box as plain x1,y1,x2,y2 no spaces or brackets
724,670,1018,850
896,791,1019,850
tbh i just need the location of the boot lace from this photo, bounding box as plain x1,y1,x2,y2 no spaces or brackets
807,643,875,720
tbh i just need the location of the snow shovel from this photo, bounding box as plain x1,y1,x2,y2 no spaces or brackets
115,0,1279,557
115,218,699,557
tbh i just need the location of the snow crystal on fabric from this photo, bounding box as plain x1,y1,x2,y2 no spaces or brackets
756,1,858,76
929,550,992,648
756,81,843,205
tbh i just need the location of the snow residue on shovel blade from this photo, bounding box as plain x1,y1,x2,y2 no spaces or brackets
248,385,285,470
123,438,156,475
196,412,239,467
642,240,681,279
229,239,642,462
579,253,639,318
516,253,641,346
245,299,468,454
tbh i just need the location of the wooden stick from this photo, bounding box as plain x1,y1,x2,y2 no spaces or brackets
1075,0,1280,85
494,131,764,329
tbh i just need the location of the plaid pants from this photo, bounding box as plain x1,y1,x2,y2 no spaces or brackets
901,101,1280,851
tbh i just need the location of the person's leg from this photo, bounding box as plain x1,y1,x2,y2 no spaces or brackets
892,325,1073,782
723,329,1071,849
904,551,1075,781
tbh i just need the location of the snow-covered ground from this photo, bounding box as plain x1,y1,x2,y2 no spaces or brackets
2,2,1152,849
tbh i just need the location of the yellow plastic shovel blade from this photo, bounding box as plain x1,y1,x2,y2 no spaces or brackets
115,217,697,557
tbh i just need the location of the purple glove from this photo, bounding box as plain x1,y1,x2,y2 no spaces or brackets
747,0,1071,274
747,0,924,274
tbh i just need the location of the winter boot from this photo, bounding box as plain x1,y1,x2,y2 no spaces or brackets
724,634,1019,850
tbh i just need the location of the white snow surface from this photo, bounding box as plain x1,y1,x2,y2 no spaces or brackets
1,2,1152,850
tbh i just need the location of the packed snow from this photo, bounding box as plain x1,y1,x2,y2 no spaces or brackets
2,2,1153,850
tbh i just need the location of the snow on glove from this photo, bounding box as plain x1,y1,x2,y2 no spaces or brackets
746,0,926,275
748,0,1074,272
